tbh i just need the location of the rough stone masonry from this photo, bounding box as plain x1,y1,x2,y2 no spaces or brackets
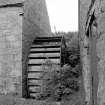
80,0,105,105
0,0,23,95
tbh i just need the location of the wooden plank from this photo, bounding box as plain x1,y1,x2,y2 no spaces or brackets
28,85,41,87
28,66,43,71
30,48,60,52
29,53,60,57
28,78,41,80
29,91,40,94
30,50,60,53
29,87,41,93
34,38,61,43
28,64,42,66
28,63,60,66
27,71,43,73
35,36,62,39
31,45,60,48
28,59,60,64
30,93,39,98
28,72,42,78
28,80,42,86
33,42,61,46
28,56,60,59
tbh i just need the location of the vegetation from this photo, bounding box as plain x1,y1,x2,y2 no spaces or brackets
37,32,81,102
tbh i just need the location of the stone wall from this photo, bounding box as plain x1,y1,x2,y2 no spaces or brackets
80,0,105,105
95,1,105,104
0,1,23,95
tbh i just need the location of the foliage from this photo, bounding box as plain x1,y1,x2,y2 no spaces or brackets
65,32,80,67
37,32,81,102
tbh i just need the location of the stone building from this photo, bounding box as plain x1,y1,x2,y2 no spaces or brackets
0,0,51,96
80,0,105,105
0,0,23,95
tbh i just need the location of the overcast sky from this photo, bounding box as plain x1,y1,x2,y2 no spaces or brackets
46,0,78,32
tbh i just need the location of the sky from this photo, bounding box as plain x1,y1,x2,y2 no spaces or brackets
46,0,78,32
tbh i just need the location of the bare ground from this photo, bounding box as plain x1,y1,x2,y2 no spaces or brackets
0,95,56,105
0,93,83,105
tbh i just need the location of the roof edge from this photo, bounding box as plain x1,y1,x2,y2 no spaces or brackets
0,2,23,8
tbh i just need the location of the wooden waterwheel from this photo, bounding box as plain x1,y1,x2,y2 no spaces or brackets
23,36,66,98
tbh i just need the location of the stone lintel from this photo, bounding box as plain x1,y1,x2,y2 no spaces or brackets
0,3,23,8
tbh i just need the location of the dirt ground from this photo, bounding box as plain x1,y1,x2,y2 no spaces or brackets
0,95,50,105
0,95,67,105
0,94,83,105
